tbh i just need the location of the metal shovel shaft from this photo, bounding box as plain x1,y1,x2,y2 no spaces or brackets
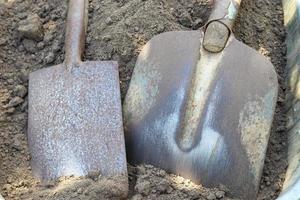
209,0,241,26
64,0,87,67
177,0,241,151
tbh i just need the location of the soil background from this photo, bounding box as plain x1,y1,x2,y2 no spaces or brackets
0,0,287,199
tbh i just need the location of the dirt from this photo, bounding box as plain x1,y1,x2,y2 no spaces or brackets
0,0,287,199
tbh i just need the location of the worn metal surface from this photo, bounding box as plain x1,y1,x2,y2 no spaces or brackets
123,1,278,199
28,0,127,180
28,62,127,180
124,32,278,200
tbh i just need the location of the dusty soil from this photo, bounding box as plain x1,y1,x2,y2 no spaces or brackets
0,0,287,199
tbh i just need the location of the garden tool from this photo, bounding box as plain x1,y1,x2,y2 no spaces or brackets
123,0,278,199
28,0,127,181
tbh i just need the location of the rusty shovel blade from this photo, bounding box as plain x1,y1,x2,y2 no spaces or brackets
28,0,127,180
28,61,127,180
123,1,278,199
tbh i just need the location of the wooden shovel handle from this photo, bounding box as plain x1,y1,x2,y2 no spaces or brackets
64,0,88,68
208,0,241,30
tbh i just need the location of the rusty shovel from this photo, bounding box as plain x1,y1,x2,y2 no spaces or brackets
123,0,278,199
28,0,127,181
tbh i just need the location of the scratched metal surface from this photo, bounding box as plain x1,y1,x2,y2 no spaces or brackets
28,61,127,180
123,31,278,200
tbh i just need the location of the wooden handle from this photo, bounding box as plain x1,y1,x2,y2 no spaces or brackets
64,0,88,68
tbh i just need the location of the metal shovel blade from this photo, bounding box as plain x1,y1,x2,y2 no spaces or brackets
123,30,278,200
28,0,127,180
28,62,127,180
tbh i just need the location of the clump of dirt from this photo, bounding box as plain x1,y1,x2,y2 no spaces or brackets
21,175,128,200
127,165,236,200
7,165,234,200
0,0,287,199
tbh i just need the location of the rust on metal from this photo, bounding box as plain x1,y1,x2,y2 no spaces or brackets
28,0,127,180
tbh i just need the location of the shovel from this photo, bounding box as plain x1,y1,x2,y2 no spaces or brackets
28,0,127,180
123,0,278,199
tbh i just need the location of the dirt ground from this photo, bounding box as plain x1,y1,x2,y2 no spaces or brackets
0,0,287,199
